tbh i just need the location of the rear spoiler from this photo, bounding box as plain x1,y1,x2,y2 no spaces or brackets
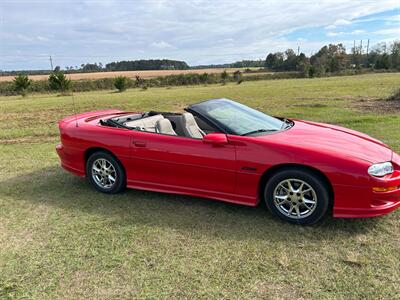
59,110,124,124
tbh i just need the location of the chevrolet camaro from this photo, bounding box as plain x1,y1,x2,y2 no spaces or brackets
56,98,400,224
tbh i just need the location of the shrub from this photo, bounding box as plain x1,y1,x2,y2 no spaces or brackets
199,72,209,84
0,70,361,96
0,82,15,95
13,74,32,96
135,75,145,88
233,70,243,84
48,72,71,92
221,70,229,84
387,88,400,101
308,66,316,78
114,76,129,92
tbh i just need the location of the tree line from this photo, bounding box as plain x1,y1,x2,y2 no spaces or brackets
265,41,400,76
2,40,398,76
0,59,190,76
105,59,189,71
67,59,190,72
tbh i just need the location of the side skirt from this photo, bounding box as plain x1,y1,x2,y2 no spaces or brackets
127,180,258,207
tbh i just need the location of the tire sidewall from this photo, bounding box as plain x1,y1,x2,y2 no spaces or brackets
264,169,329,225
86,152,125,194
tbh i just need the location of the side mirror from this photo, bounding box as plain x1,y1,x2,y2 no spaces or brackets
203,133,228,145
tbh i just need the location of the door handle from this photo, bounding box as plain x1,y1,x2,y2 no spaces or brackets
133,141,146,147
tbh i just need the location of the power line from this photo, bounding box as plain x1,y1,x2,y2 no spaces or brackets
49,55,53,70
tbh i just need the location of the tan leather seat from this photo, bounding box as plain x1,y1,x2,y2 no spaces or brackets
124,114,164,132
181,112,205,139
155,119,177,136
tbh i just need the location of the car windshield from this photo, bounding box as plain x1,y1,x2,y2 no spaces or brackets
189,99,285,136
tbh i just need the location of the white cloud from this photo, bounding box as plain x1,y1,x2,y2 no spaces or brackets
0,0,399,69
327,29,365,36
325,18,352,29
385,15,400,22
151,41,174,49
373,28,400,35
335,19,352,26
37,36,49,42
350,29,365,34
324,24,336,30
327,31,343,37
16,34,33,42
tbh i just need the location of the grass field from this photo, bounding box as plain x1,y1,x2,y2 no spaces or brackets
1,73,399,299
0,68,264,82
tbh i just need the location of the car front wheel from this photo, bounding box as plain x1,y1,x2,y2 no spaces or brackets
264,169,330,225
86,151,126,194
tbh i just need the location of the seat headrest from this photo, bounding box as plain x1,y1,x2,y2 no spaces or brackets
155,119,177,135
180,112,205,139
182,112,197,125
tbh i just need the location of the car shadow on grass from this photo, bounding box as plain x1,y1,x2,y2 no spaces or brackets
1,165,386,242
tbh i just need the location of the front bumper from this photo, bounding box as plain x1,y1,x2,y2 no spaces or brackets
334,154,400,218
334,194,400,218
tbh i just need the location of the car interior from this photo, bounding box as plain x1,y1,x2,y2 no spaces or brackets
102,111,218,139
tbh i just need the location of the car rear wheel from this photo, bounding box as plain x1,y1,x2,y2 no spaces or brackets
264,169,330,225
86,151,125,194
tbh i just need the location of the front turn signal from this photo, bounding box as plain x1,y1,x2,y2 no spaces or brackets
372,186,398,192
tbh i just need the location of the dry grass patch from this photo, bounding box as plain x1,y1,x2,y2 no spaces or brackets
251,280,306,300
352,97,400,113
0,135,58,145
0,68,252,82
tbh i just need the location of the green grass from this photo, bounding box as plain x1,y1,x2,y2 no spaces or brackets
1,73,399,299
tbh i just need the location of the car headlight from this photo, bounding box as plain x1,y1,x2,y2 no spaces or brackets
368,162,394,177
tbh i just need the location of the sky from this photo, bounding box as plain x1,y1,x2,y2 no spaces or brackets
0,0,399,71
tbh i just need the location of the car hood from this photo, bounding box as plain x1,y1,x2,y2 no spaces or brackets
262,119,392,164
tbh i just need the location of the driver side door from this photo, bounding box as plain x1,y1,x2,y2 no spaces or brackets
127,130,237,197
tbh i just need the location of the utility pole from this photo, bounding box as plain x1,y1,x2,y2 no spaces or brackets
49,55,53,71
366,39,370,68
297,46,300,55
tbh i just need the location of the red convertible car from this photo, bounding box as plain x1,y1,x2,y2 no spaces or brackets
56,98,400,224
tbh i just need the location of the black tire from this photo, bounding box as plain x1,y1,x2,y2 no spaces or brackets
86,151,126,194
264,168,330,225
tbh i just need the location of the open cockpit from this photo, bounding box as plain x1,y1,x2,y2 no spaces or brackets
101,111,218,139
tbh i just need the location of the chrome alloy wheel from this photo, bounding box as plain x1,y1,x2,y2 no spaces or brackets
273,179,317,219
91,158,117,189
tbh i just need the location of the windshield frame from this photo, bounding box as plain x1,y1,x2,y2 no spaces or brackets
186,98,287,136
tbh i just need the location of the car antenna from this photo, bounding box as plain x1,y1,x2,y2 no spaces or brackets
69,73,78,127
72,92,78,127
